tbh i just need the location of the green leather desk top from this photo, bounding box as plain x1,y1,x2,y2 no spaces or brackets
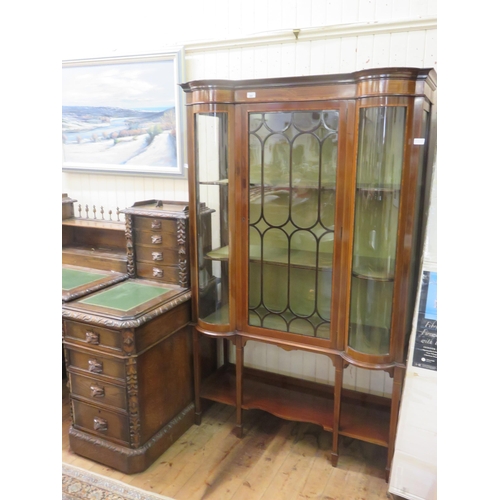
62,273,189,324
62,265,128,303
62,267,109,291
78,281,173,312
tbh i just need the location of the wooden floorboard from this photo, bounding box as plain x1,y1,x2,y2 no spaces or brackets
62,378,392,500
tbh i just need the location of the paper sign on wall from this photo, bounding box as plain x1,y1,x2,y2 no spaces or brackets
412,271,437,371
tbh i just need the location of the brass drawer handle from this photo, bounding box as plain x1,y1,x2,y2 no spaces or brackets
88,359,103,374
93,417,108,432
90,385,105,398
151,220,161,230
152,268,164,278
85,331,100,345
152,252,163,261
151,235,162,244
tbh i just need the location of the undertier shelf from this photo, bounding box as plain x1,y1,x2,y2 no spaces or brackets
200,364,390,446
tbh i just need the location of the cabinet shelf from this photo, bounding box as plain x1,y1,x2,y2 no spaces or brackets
351,257,395,281
250,183,338,191
206,246,229,261
199,179,229,186
200,364,390,445
206,245,333,269
339,399,390,447
352,270,394,282
356,184,401,193
201,364,333,429
200,303,230,325
348,323,390,356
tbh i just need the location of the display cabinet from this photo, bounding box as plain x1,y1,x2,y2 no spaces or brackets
181,67,436,478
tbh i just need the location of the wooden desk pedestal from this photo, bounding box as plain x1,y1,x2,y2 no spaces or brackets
62,279,193,473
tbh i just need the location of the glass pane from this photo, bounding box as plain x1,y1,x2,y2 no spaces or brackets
248,110,339,338
348,106,406,355
249,134,262,187
195,113,229,324
263,133,290,186
349,277,393,355
352,190,400,278
356,107,405,188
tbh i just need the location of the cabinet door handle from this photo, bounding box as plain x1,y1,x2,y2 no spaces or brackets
88,359,103,374
93,417,108,432
152,268,164,278
90,385,105,398
85,331,100,345
151,235,162,244
152,252,163,261
151,220,161,230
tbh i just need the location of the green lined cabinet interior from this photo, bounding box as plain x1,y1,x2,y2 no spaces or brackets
181,68,437,478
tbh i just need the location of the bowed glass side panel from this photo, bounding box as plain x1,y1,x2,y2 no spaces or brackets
348,106,406,355
195,112,229,324
248,110,339,338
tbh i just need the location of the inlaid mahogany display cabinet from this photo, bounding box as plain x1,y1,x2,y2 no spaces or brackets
181,67,437,477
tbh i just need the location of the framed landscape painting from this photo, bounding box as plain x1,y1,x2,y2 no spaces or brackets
62,49,185,177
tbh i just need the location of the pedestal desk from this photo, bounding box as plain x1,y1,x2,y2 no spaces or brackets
62,279,193,473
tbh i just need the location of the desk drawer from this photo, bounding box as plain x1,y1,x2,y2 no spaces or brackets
64,320,123,352
65,348,126,381
135,262,183,284
72,399,130,445
133,217,177,234
69,372,127,410
133,230,179,248
135,245,180,266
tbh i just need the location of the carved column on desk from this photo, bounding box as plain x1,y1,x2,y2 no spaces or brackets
125,356,141,448
121,329,137,355
177,218,189,288
124,214,136,278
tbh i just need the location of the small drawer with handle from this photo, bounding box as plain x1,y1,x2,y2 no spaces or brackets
133,217,177,234
64,348,126,382
68,372,127,410
64,320,124,352
71,399,130,445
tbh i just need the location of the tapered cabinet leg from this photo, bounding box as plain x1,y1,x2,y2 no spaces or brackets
386,366,404,481
331,355,343,466
193,328,202,425
235,336,244,437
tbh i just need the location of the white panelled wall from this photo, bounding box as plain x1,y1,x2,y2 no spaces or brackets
62,2,437,489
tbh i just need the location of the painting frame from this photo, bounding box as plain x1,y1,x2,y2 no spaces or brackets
62,48,186,177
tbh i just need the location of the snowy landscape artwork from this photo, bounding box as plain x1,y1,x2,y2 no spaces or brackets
62,52,184,176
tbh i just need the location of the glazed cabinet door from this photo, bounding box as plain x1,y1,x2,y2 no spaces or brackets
238,103,348,347
191,108,234,331
344,98,432,365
